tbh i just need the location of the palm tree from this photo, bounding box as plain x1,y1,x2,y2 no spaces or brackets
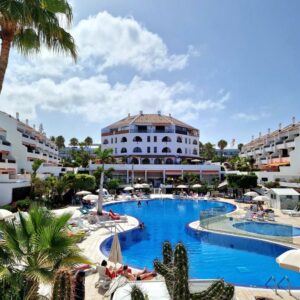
0,206,89,299
217,139,228,157
202,142,215,160
55,135,65,150
84,136,93,147
237,143,244,152
94,147,113,214
0,0,77,93
69,137,79,147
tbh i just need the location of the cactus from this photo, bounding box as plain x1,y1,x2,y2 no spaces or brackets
51,268,74,300
130,285,146,300
154,241,234,300
162,240,173,265
173,242,190,300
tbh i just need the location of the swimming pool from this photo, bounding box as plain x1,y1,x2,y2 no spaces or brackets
233,221,300,237
101,198,300,288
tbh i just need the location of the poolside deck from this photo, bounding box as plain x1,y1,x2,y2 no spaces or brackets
64,196,300,299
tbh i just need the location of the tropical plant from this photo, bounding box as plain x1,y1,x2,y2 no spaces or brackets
55,135,65,150
51,267,74,300
0,0,77,93
69,138,79,147
130,285,147,300
31,158,43,197
0,206,89,300
94,147,113,214
105,178,120,194
73,144,91,168
154,241,234,300
237,143,244,151
217,139,228,157
84,136,93,147
202,142,215,161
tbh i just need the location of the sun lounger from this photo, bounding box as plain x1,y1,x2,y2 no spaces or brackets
244,211,254,220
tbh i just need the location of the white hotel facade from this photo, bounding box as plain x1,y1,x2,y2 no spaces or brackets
240,117,300,185
89,112,220,186
0,111,65,205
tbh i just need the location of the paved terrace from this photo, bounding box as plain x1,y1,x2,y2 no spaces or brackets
55,197,300,300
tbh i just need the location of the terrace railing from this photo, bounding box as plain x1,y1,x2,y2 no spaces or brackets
199,210,296,245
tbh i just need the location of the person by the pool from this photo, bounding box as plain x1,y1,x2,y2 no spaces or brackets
101,259,116,279
118,265,156,281
137,200,142,207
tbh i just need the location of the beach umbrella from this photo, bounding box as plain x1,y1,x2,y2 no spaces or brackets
141,183,150,188
108,233,123,266
0,209,13,220
76,191,92,196
244,191,259,197
177,185,188,189
124,186,134,191
82,194,98,202
276,249,300,272
192,184,202,188
96,188,108,193
134,184,143,189
191,159,201,163
252,195,270,202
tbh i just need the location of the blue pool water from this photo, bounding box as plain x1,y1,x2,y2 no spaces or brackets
233,221,300,237
101,199,300,288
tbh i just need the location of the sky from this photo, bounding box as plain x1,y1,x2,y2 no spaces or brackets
1,0,300,147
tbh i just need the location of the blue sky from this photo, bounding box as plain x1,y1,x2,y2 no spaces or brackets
2,0,300,147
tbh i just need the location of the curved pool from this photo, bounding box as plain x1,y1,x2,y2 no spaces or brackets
101,198,300,288
233,221,300,237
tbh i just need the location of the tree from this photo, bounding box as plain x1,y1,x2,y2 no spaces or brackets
55,135,65,149
50,136,56,142
84,136,93,147
0,206,89,299
202,142,215,161
69,137,79,147
237,143,244,152
0,0,77,93
217,139,228,157
73,143,91,168
31,159,43,179
94,147,113,214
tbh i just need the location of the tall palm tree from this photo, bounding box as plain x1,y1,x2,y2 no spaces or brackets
94,147,113,214
84,136,93,147
0,0,77,93
69,137,79,147
0,206,89,299
217,139,228,157
55,135,65,149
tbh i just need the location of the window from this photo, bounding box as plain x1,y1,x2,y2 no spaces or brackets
142,158,150,164
121,147,127,153
165,158,173,164
147,136,151,142
111,138,113,144
154,158,161,164
162,147,171,153
162,136,171,142
177,148,182,154
177,136,182,143
103,139,109,145
121,137,127,143
185,148,187,154
115,148,117,154
189,139,191,144
131,157,139,164
193,149,198,155
133,136,142,142
133,147,142,153
115,137,117,143
147,147,151,153
154,146,157,153
154,136,157,142
185,138,187,144
193,139,197,145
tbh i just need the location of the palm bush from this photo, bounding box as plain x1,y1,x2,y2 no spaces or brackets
0,206,89,299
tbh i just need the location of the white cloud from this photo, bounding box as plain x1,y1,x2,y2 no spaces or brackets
232,112,270,121
2,11,229,128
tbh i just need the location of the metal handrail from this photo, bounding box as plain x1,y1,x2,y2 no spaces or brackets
278,275,292,295
265,275,278,294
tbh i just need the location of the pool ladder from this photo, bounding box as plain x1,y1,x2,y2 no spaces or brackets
265,275,292,295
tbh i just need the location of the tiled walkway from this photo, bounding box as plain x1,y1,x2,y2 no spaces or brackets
70,197,300,299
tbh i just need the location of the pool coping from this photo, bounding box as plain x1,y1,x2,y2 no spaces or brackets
97,196,300,292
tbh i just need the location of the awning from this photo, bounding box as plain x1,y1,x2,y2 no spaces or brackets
268,162,290,167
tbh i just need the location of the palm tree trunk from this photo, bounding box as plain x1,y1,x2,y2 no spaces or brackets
0,38,12,94
97,167,104,214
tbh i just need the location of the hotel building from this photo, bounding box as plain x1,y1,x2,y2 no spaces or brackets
240,117,300,184
89,112,220,186
0,111,63,205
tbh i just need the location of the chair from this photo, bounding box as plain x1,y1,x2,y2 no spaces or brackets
266,212,275,221
95,265,111,290
256,210,265,221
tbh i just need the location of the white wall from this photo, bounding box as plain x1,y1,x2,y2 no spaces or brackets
0,180,30,206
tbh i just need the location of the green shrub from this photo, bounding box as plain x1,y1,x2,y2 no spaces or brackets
15,199,31,211
0,204,14,212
